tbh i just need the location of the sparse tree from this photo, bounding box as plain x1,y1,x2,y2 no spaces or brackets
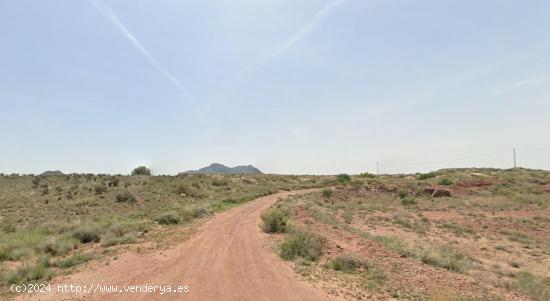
336,174,351,183
131,166,151,176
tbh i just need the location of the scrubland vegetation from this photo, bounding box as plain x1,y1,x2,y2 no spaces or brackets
262,168,550,300
3,167,549,300
0,171,328,297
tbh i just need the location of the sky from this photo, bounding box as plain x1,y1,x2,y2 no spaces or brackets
1,0,549,175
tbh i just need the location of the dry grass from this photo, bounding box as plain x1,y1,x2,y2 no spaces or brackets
0,173,331,295
275,168,550,300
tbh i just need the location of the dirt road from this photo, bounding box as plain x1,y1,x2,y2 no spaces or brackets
19,190,337,301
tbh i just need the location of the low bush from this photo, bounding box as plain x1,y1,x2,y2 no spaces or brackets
94,185,107,195
417,173,437,180
261,208,289,233
401,197,417,206
397,190,409,199
222,198,238,204
108,223,126,238
54,253,93,269
322,189,333,198
39,237,78,256
100,232,137,247
98,223,139,247
212,180,228,186
280,229,326,261
107,177,120,187
326,255,366,273
116,192,136,203
6,261,52,284
192,207,208,218
507,271,550,301
72,225,102,243
438,178,454,186
415,245,471,273
174,184,191,195
336,174,351,183
155,212,181,225
358,172,376,178
362,233,471,273
0,245,33,261
43,221,75,234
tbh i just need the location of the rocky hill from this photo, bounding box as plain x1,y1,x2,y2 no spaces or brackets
183,163,262,174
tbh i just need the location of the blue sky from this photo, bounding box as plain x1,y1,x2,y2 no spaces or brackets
1,0,549,175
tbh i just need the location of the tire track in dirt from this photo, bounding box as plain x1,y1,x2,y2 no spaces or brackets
18,190,338,301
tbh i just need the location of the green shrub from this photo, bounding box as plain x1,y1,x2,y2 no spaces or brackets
116,192,136,203
32,177,40,188
43,221,75,234
108,223,126,238
0,245,33,260
336,174,351,183
326,255,366,273
261,208,289,233
131,166,151,176
417,173,437,180
55,253,93,269
192,208,208,218
73,225,102,243
100,232,137,247
397,190,409,199
363,234,470,273
94,185,107,195
107,177,120,187
415,246,471,273
508,271,550,301
222,198,238,204
98,223,138,247
174,184,191,195
212,180,228,186
155,212,181,225
322,189,333,198
358,173,376,178
401,197,417,206
6,262,52,284
100,234,119,248
39,237,77,256
280,229,326,261
438,178,454,186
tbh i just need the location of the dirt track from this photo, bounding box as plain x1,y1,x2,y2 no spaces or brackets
19,190,337,301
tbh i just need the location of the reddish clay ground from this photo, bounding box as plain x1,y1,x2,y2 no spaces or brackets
17,190,340,301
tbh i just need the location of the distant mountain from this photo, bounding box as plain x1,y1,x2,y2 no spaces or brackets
183,163,262,174
39,170,64,176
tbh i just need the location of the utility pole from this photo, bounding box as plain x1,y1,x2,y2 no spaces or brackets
513,148,517,168
376,161,379,175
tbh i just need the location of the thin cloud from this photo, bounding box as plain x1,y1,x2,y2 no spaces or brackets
247,0,351,72
0,115,36,125
491,76,550,95
510,76,550,89
90,0,192,99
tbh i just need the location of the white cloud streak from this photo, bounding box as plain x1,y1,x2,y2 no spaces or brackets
0,115,36,125
510,76,550,89
90,0,192,99
490,76,550,95
247,0,351,72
